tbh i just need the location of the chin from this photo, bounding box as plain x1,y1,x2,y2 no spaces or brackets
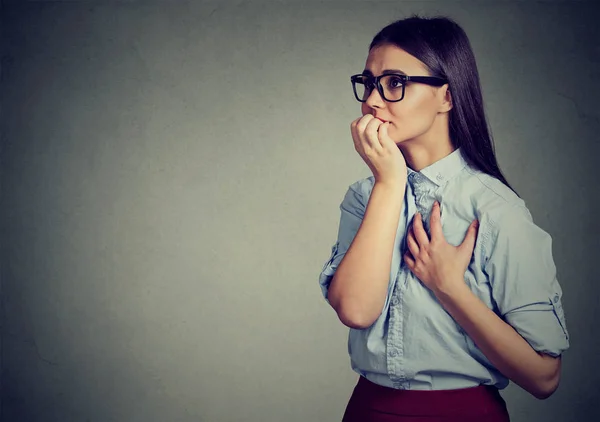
390,128,419,145
389,129,408,145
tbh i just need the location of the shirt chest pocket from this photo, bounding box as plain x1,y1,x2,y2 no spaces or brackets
439,208,474,248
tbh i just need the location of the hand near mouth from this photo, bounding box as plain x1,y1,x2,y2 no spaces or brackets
350,114,407,187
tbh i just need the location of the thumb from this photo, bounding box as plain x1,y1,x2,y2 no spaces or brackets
458,220,479,256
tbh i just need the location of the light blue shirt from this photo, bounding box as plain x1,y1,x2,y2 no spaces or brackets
319,148,570,390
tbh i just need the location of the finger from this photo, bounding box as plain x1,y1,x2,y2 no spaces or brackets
355,115,375,150
429,201,444,241
350,116,361,134
458,219,479,256
352,115,373,151
412,212,430,246
406,225,420,257
350,117,362,150
363,117,383,149
404,251,415,269
356,114,374,135
377,122,395,148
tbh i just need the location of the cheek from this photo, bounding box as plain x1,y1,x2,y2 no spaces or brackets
389,101,437,139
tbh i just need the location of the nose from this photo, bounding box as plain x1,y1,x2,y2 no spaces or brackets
365,86,385,109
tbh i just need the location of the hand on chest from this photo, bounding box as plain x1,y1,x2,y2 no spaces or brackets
406,188,475,249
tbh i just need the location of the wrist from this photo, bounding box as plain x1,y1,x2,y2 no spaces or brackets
373,179,406,192
433,276,471,304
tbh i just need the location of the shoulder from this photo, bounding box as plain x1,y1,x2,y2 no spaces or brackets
461,166,530,226
459,168,554,261
455,168,547,259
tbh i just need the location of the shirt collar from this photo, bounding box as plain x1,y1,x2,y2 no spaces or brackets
406,147,468,188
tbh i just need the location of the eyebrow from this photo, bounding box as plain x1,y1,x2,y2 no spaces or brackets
362,68,408,76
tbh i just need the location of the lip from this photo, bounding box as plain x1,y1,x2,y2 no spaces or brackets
374,117,388,123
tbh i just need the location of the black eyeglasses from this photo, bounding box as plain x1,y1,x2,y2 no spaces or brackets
350,73,448,103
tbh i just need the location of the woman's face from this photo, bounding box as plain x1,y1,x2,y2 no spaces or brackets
361,43,449,145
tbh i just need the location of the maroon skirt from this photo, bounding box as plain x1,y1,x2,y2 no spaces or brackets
342,376,510,422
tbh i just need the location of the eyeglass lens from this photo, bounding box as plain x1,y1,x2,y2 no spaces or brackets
354,75,405,102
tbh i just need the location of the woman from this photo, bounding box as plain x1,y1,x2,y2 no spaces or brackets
318,15,570,422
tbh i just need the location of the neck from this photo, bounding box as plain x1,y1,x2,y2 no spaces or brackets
398,116,455,171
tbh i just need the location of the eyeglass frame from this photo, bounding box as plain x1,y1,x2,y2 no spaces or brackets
350,73,449,103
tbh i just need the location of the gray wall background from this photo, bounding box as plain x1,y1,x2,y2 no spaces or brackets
1,0,598,421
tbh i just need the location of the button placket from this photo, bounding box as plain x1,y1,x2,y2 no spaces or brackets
387,279,405,383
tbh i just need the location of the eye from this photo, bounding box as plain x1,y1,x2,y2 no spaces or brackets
386,76,405,90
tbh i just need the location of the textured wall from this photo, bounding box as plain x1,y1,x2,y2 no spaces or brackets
1,1,598,421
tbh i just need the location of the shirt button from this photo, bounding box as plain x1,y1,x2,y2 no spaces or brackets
389,349,399,357
553,294,560,303
436,173,443,181
391,297,399,306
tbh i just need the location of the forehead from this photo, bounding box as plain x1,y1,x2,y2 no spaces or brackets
364,43,430,75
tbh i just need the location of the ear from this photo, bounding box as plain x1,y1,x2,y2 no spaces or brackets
438,84,453,113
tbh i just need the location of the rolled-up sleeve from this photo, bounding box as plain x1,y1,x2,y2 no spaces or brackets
483,205,570,357
318,182,365,302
